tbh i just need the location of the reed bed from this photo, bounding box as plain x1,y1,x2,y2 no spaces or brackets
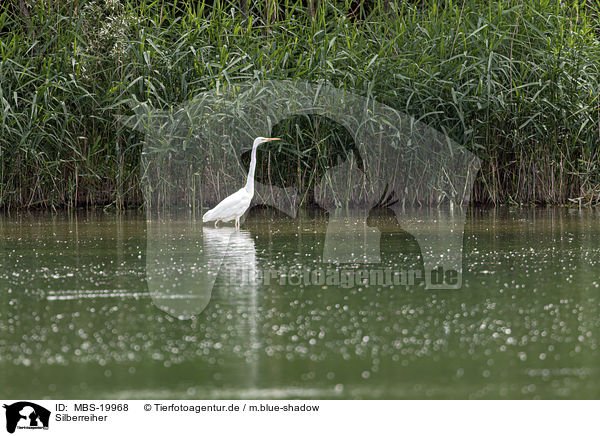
1,0,599,209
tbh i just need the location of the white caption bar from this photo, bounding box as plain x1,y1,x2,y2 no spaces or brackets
0,400,596,435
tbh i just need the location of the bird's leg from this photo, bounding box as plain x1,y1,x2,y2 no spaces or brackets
235,217,239,229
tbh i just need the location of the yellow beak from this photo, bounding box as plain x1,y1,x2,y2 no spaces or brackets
264,138,281,141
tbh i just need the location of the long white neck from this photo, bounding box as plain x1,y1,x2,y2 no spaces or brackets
244,143,259,194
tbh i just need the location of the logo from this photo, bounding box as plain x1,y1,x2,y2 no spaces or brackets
3,402,50,434
126,79,480,318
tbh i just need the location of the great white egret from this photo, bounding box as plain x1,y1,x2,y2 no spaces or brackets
202,136,280,229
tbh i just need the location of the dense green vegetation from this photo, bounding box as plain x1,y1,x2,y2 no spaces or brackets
1,0,599,209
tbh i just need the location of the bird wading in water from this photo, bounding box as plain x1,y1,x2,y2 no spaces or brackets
202,137,280,229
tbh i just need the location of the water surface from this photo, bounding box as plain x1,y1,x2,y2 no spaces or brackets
0,207,599,399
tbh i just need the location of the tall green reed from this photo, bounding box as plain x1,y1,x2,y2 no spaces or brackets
1,0,599,209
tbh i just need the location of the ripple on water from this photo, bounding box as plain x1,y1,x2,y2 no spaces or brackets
0,208,599,399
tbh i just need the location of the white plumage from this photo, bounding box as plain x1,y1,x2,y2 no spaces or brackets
202,137,280,229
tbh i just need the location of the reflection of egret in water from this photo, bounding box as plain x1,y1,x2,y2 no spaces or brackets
146,223,259,322
205,227,261,386
202,226,236,253
144,221,228,319
202,227,258,300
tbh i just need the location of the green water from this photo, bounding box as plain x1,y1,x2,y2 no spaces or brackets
0,207,599,399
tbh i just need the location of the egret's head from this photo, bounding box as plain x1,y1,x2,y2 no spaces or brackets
253,137,280,147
